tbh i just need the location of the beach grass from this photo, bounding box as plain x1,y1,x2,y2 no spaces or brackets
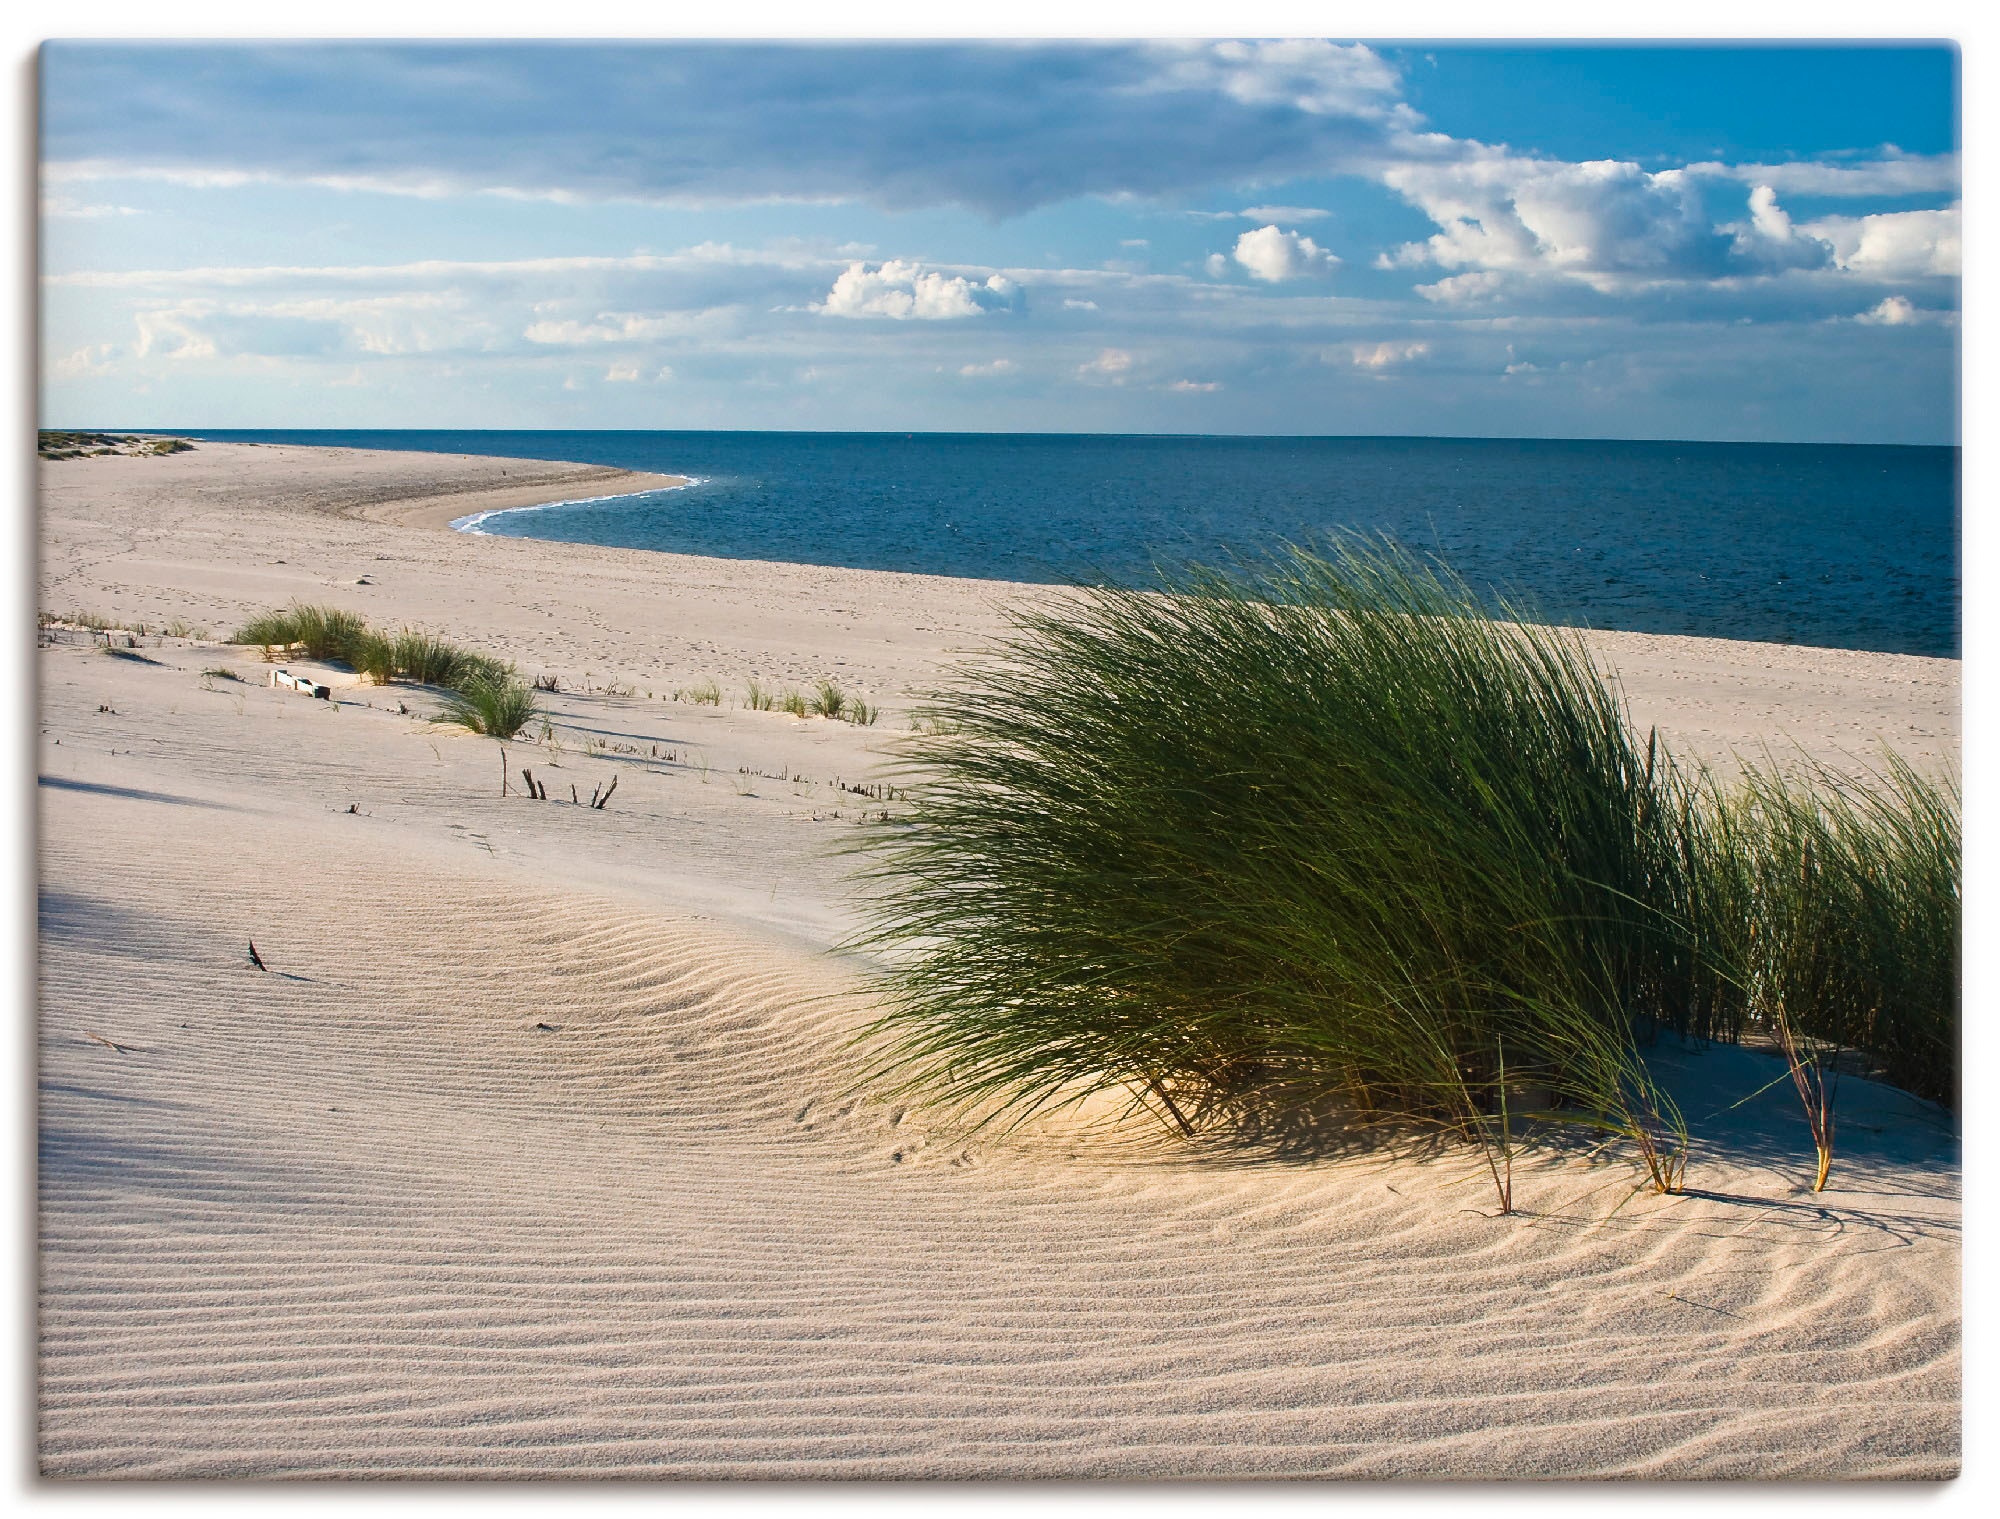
1705,753,1959,1110
431,673,540,739
352,630,399,685
391,630,474,687
853,538,1957,1196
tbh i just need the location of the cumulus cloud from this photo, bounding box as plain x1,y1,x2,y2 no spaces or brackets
1802,207,1960,279
1167,378,1220,391
817,260,1019,319
1375,146,1962,293
1382,153,1741,282
42,39,1416,218
1851,295,1953,326
1414,270,1506,304
1232,225,1340,282
959,358,1016,376
1062,298,1099,310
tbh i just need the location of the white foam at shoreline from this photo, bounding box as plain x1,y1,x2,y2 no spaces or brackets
451,476,701,534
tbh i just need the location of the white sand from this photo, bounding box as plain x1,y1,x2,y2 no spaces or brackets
37,441,1959,1478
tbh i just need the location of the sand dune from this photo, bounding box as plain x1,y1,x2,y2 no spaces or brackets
36,443,1959,1478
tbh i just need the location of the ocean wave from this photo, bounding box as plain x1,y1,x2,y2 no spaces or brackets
451,477,702,535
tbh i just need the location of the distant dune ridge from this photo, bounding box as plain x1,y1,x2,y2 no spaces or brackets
37,440,1958,1478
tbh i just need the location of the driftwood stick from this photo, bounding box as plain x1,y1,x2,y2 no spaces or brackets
521,767,538,798
589,782,603,808
571,783,579,805
594,773,618,809
500,743,509,797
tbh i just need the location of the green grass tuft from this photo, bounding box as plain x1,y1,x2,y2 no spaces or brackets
849,539,1962,1198
809,680,847,720
431,674,540,739
852,539,1705,1190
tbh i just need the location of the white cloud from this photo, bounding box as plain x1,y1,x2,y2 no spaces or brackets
1852,296,1953,327
1382,153,1732,282
1062,298,1099,310
1803,207,1960,279
41,194,141,219
1168,378,1220,392
817,259,1018,320
1414,271,1506,305
1204,253,1230,279
44,40,1419,219
1232,225,1340,282
1693,152,1960,199
958,358,1016,376
1348,341,1430,369
1078,348,1133,382
1241,204,1332,222
1139,39,1415,124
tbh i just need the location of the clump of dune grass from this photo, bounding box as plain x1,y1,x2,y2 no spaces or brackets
286,604,369,663
810,680,848,720
780,688,811,718
229,602,368,663
1693,753,1958,1187
390,630,472,687
431,674,540,740
853,539,1703,1201
351,630,398,685
847,697,880,727
744,679,776,711
231,609,299,649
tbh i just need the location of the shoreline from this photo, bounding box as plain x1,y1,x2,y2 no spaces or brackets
35,440,1960,782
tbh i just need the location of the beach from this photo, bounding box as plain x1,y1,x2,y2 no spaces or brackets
36,441,1960,1479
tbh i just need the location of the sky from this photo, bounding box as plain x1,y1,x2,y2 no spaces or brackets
38,39,1961,443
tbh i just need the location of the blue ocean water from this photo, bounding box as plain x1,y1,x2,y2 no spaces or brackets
182,430,1959,657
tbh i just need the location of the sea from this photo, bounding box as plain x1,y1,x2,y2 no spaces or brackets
179,430,1959,658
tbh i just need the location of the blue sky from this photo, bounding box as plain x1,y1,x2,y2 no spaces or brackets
39,40,1960,442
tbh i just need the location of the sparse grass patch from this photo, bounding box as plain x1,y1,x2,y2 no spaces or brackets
780,688,811,718
200,666,242,682
42,610,149,635
675,680,723,706
744,679,776,711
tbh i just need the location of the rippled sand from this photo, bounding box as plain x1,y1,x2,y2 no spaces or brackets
37,442,1958,1478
